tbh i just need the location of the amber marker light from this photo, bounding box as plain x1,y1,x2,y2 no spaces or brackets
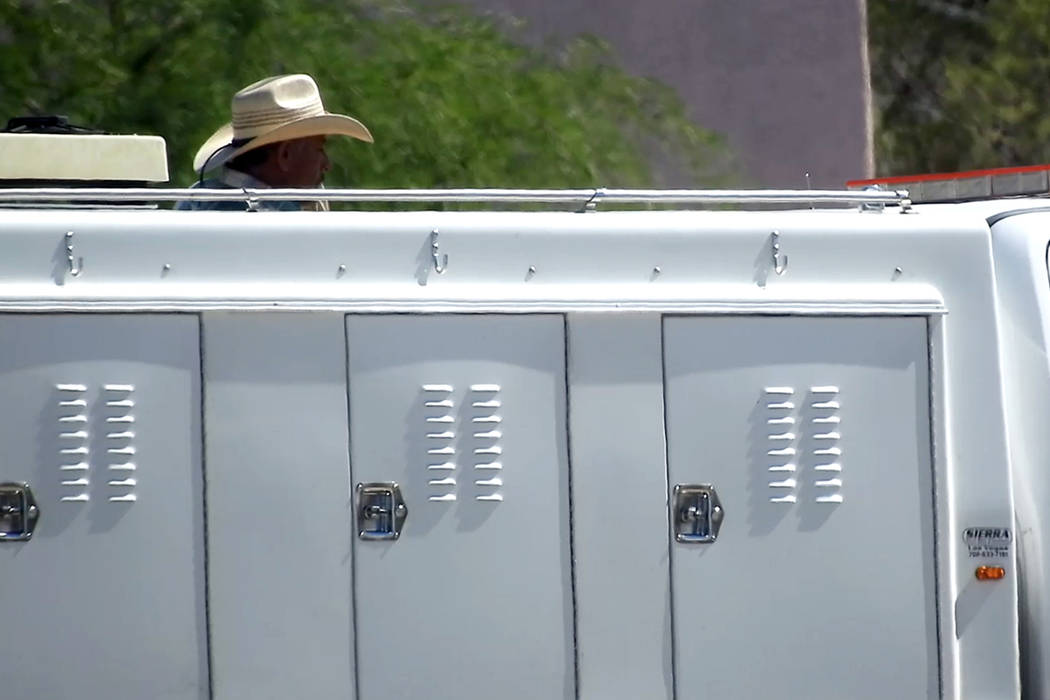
975,566,1006,581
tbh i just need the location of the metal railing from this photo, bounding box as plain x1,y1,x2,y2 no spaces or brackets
0,187,911,208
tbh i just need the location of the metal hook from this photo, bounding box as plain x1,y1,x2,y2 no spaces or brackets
65,231,82,277
771,231,787,275
430,229,448,274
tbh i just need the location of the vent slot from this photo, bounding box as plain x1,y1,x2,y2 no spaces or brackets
423,384,457,502
809,387,843,504
763,386,798,504
470,384,503,502
57,384,90,502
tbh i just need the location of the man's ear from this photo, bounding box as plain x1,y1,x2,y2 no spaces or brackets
275,141,294,173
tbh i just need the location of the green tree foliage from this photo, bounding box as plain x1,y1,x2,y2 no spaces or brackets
869,0,1050,175
941,0,1050,170
0,0,731,189
868,0,990,174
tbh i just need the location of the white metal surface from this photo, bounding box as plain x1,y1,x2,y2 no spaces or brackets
663,316,938,699
988,210,1050,700
202,313,356,700
567,313,673,700
0,314,205,699
346,314,574,700
0,208,948,312
0,197,1029,699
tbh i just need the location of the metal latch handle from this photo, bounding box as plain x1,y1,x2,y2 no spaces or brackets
0,482,41,542
673,484,724,544
356,482,408,540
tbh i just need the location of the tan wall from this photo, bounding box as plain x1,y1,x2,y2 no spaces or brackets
448,0,872,188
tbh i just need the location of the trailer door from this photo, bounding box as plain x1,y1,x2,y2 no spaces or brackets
347,314,574,700
663,316,939,700
0,314,205,699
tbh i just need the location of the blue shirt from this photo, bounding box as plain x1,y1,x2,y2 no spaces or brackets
175,167,325,211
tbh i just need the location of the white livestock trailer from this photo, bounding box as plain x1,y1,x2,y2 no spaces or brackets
0,130,1047,700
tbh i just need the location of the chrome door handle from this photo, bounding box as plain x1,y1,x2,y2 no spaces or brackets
356,482,407,540
0,482,40,542
673,484,724,544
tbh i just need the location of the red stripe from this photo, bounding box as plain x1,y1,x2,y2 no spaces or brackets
846,163,1050,188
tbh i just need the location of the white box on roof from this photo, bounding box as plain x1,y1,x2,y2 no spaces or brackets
0,133,168,182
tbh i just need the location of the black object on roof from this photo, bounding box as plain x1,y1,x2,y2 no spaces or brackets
2,115,104,134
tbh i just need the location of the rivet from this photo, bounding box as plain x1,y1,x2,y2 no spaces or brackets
653,266,662,275
526,265,537,281
65,230,82,277
338,264,348,277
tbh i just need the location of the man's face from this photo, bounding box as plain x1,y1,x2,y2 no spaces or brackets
277,135,330,187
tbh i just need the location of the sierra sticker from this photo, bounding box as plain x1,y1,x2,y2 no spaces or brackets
963,527,1012,559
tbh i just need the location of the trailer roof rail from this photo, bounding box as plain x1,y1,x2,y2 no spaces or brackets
0,187,912,210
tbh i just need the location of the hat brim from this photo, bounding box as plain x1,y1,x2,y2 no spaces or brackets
192,114,373,173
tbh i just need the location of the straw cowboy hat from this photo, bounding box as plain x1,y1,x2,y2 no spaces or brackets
192,73,373,173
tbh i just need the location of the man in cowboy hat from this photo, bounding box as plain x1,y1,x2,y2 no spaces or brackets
176,73,372,211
